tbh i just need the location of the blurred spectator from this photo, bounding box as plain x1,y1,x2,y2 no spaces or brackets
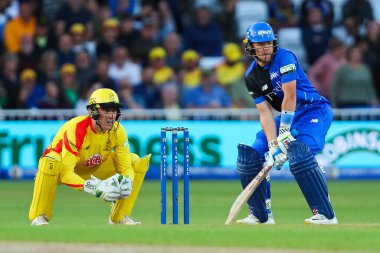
167,0,184,34
135,0,175,41
215,0,238,42
37,50,59,85
308,37,346,99
88,57,117,91
108,46,142,86
55,0,93,39
160,81,182,120
33,17,56,59
333,0,374,47
108,0,137,17
183,69,231,108
55,34,76,67
58,63,78,108
0,82,6,108
4,0,36,53
342,0,374,26
229,77,256,108
179,49,201,89
91,2,113,40
0,0,19,41
117,14,140,53
163,32,182,71
215,43,244,90
38,80,63,109
0,53,19,108
75,81,102,115
118,78,142,109
299,0,334,27
360,20,380,98
74,50,94,94
40,0,65,22
17,68,45,108
330,45,377,108
301,7,332,65
17,35,39,71
132,67,161,108
129,16,160,66
215,43,253,108
268,0,298,33
148,46,174,86
183,5,223,56
96,18,120,58
70,23,96,62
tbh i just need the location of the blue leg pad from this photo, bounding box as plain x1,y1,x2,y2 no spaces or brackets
237,144,268,222
288,141,335,219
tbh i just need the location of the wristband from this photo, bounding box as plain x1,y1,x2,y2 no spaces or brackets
280,110,294,130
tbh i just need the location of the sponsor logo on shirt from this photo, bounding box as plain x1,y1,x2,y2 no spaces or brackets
262,84,268,91
68,139,76,149
280,64,296,75
83,154,103,166
310,119,319,123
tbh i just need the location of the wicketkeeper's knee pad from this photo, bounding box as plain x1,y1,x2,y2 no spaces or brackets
288,141,335,219
110,153,151,222
29,155,62,221
236,144,267,222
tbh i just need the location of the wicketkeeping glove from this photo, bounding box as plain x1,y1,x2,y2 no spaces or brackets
117,174,133,199
277,128,296,155
265,139,288,170
83,175,121,202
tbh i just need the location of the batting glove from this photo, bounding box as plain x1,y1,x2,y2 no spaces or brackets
265,139,288,170
277,128,296,155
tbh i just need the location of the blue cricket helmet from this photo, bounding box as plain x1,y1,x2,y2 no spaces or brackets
245,22,276,43
243,22,278,61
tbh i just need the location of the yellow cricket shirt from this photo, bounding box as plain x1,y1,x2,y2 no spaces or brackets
42,116,133,189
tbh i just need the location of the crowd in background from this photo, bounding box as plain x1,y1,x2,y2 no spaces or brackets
0,0,379,114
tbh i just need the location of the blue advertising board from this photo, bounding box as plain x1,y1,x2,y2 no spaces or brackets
1,120,379,179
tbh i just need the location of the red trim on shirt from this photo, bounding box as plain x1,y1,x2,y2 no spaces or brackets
65,183,84,188
76,117,91,149
42,140,63,157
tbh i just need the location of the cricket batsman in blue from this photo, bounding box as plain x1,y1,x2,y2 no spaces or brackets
236,22,338,225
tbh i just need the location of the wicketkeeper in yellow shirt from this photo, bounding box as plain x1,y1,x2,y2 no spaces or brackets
29,88,151,226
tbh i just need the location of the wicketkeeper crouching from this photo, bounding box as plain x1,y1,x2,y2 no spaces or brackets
29,88,150,226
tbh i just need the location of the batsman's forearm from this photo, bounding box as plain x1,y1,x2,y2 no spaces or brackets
260,113,277,141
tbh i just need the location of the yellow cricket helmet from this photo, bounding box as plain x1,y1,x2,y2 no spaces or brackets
86,88,124,110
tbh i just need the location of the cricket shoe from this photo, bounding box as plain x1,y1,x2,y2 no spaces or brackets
31,215,49,226
304,214,338,225
109,215,142,225
236,212,275,225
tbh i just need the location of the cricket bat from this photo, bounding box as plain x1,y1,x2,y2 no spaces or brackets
225,164,272,225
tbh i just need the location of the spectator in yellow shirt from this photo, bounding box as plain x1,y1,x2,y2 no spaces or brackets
179,50,202,89
4,0,36,53
215,43,245,88
148,46,174,86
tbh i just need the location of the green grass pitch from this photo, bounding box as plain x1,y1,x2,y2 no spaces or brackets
0,179,380,252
